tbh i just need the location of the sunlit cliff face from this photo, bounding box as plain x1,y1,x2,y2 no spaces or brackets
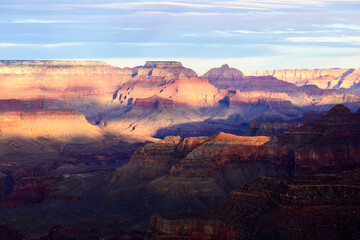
0,110,102,141
0,60,360,138
0,60,134,104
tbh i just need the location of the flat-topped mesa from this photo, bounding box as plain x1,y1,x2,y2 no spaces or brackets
144,61,183,68
135,61,197,79
0,60,109,67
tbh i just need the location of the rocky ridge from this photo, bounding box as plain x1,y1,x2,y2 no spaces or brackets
249,68,360,89
146,169,360,240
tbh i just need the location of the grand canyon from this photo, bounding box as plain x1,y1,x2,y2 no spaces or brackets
0,60,358,239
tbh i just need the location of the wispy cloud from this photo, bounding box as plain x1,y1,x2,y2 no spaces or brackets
183,29,332,38
68,0,360,12
285,36,360,43
324,24,360,31
253,43,360,55
115,27,142,31
116,42,197,47
72,1,299,11
127,11,220,17
0,43,84,48
1,0,359,12
11,19,72,24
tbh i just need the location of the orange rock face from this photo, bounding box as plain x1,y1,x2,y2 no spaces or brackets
0,60,134,102
0,109,102,140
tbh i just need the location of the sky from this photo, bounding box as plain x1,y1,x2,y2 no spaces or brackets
1,0,360,72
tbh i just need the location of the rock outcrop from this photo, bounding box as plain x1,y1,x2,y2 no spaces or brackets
147,215,240,240
113,65,210,108
1,60,358,138
340,68,360,88
203,65,297,92
113,105,360,219
270,104,360,173
146,169,360,240
249,68,359,89
245,110,324,136
0,60,136,118
202,64,244,88
0,109,102,140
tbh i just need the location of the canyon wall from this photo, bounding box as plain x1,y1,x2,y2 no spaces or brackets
146,169,360,240
249,68,360,89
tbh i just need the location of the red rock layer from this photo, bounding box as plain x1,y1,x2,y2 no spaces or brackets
116,105,360,219
271,105,360,173
147,215,240,240
146,169,360,240
245,110,324,136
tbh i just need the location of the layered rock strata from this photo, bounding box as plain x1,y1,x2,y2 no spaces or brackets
146,169,360,240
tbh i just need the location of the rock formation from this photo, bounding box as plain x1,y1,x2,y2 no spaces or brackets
249,68,360,89
113,105,360,218
340,68,360,88
202,64,244,88
245,110,324,136
0,60,359,239
146,169,360,240
203,65,298,92
0,60,136,118
269,104,360,173
0,60,358,138
0,109,102,140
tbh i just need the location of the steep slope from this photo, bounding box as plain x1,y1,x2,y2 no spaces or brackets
270,104,360,173
147,169,360,240
245,110,324,136
202,64,244,89
119,104,360,215
249,68,354,89
287,85,360,107
340,68,360,88
203,64,297,92
104,95,212,136
0,60,136,118
112,61,199,107
1,105,359,238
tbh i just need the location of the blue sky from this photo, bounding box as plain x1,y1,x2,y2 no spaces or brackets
1,0,360,72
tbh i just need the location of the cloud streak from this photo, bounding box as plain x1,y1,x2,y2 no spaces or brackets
11,19,71,24
285,36,360,43
0,43,84,48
